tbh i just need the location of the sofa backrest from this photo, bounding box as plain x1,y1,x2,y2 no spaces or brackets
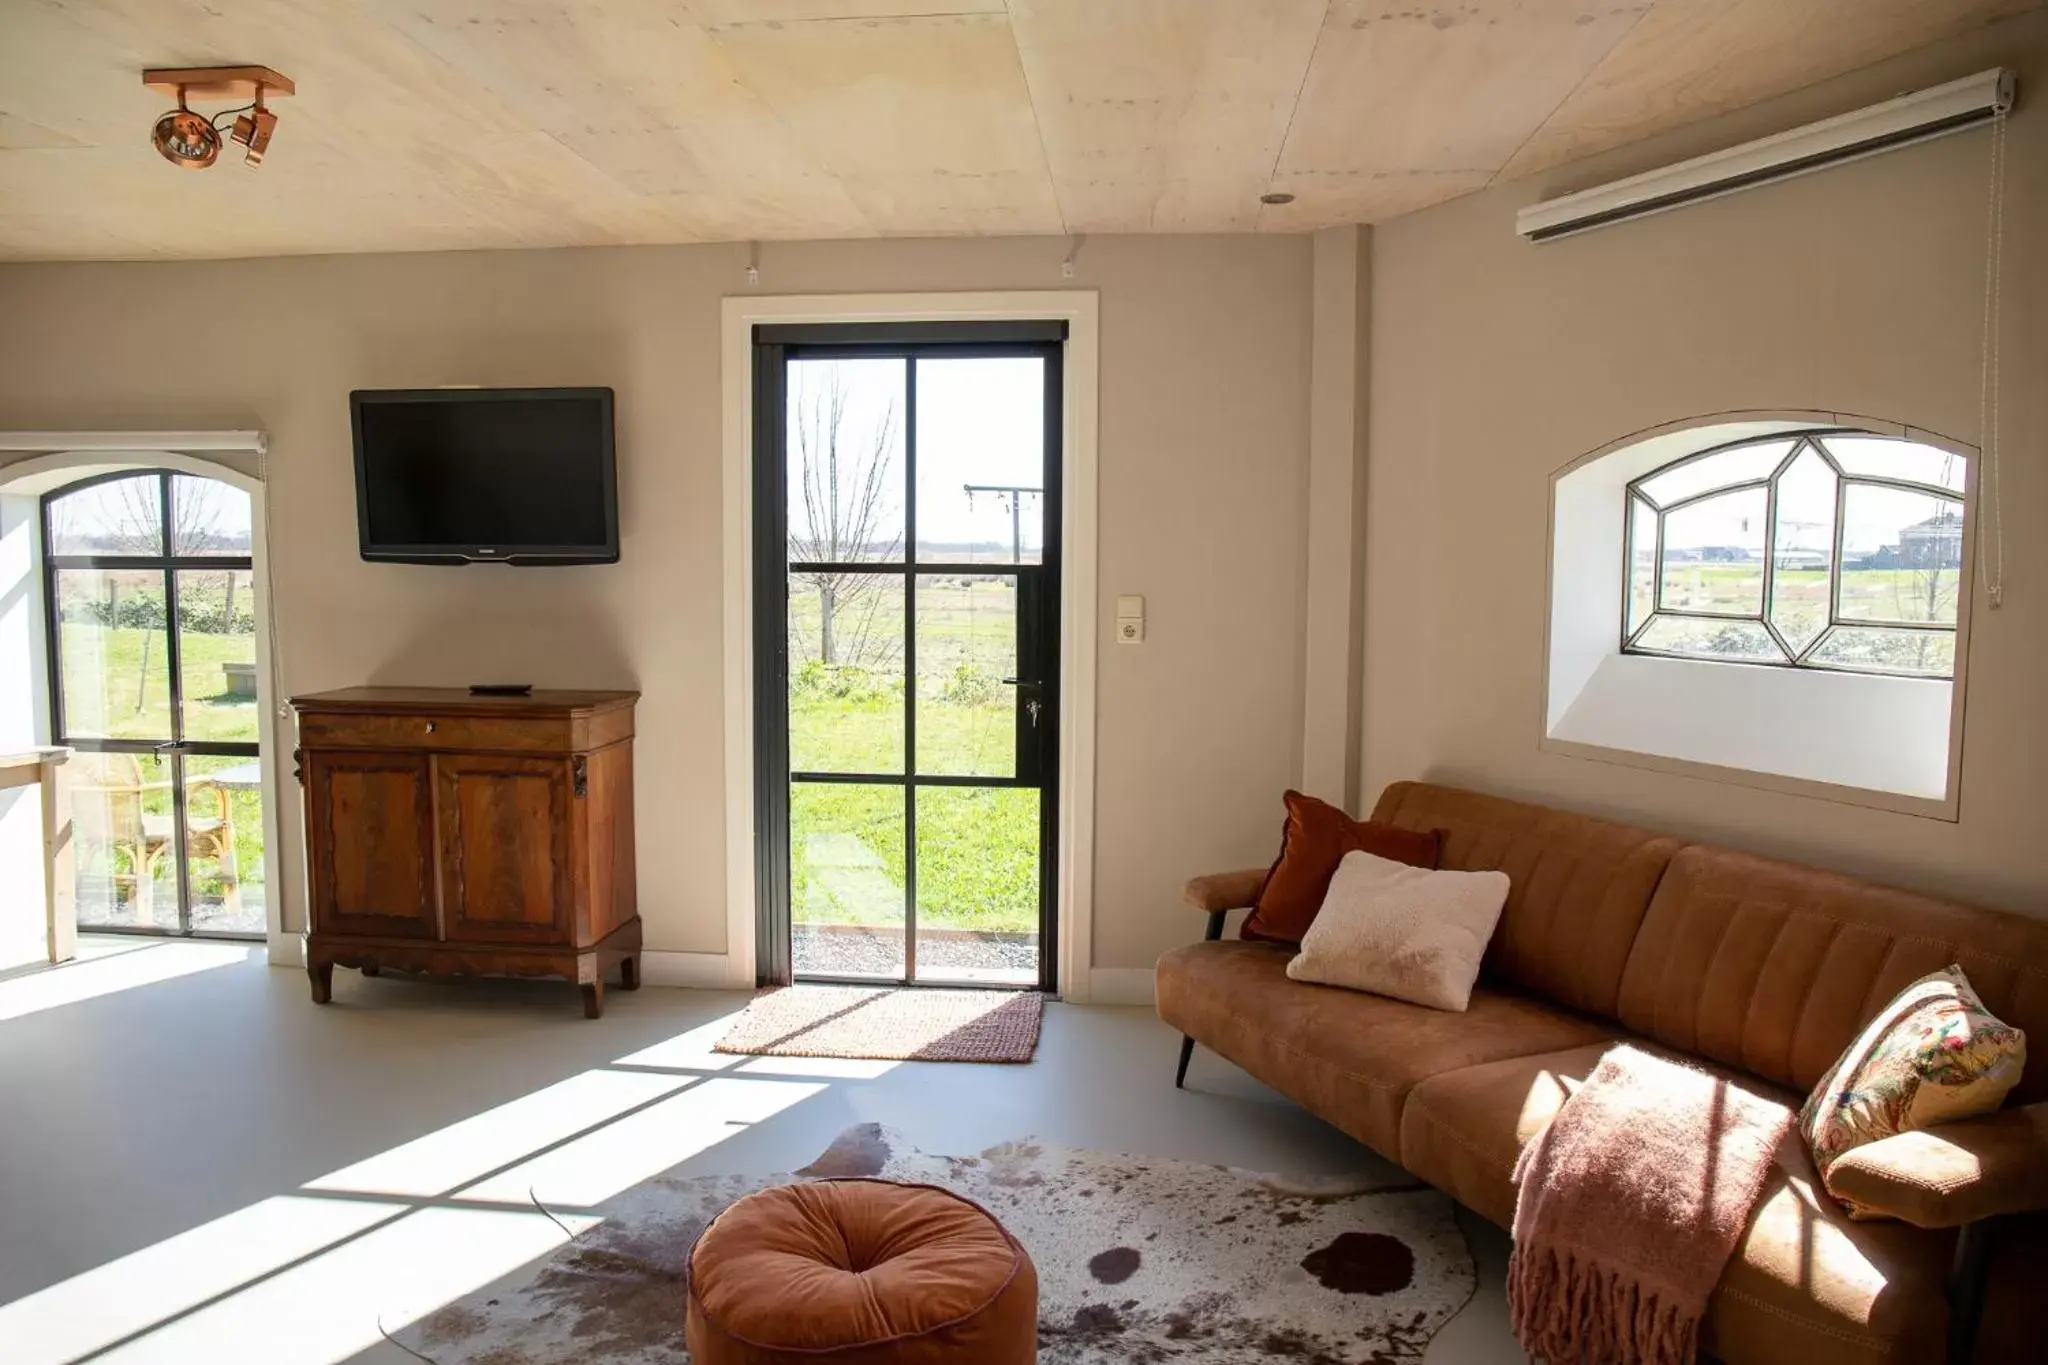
1615,845,2048,1105
1369,781,1682,1020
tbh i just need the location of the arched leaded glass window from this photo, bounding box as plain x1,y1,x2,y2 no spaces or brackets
1623,433,1965,678
42,469,265,938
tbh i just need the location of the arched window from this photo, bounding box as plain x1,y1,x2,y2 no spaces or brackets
1546,417,1972,813
42,469,265,937
1624,433,1965,678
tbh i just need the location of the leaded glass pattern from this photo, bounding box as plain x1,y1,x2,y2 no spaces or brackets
1623,433,1965,678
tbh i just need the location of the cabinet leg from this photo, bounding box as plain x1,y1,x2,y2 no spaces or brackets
360,964,381,978
619,955,640,991
308,960,333,1005
582,980,605,1019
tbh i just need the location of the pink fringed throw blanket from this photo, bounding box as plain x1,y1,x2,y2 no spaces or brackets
1508,1044,1794,1365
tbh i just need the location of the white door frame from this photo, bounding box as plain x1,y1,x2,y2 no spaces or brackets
720,292,1100,999
0,433,291,964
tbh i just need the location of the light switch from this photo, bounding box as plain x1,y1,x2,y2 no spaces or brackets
1116,594,1145,644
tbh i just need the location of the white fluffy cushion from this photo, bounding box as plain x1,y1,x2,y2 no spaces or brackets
1285,849,1509,1012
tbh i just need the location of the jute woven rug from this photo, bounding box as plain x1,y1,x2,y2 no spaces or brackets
398,1123,1475,1363
711,985,1044,1062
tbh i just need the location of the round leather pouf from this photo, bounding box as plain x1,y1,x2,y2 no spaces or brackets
686,1178,1037,1364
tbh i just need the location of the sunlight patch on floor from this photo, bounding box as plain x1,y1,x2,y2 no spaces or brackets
94,1204,601,1365
303,1067,692,1200
0,1195,406,1362
454,1076,824,1209
0,941,255,1024
0,1001,870,1364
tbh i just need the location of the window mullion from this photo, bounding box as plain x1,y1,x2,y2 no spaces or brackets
1759,616,1797,665
1829,475,1850,628
1762,473,1779,627
1652,509,1665,616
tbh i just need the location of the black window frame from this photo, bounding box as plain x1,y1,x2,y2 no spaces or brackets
1621,429,1966,678
752,321,1066,991
43,468,263,939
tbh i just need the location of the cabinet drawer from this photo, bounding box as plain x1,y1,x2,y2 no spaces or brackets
299,711,574,754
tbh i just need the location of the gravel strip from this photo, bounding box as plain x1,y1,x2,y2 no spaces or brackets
793,924,1039,979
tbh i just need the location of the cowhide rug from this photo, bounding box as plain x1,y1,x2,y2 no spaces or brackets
400,1123,1475,1363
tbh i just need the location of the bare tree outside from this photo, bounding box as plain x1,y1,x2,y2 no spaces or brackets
788,364,903,668
50,476,160,555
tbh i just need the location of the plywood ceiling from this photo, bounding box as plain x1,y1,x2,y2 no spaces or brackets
0,0,2034,260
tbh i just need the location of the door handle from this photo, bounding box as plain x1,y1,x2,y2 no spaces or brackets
1003,679,1045,728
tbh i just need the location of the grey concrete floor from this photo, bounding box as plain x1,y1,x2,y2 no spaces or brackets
0,938,1517,1363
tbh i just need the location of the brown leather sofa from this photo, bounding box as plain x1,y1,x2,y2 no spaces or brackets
1156,781,2048,1365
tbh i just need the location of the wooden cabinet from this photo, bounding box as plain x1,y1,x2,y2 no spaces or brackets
293,688,640,1017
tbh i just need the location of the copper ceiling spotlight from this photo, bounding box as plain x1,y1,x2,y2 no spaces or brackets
143,66,294,170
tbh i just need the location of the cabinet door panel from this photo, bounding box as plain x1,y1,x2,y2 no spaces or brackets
437,754,573,944
305,751,437,938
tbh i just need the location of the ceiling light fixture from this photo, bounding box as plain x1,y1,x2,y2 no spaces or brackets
1260,191,1295,206
152,95,220,170
143,66,295,170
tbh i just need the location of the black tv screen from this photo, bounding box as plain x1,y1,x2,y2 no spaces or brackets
350,387,618,564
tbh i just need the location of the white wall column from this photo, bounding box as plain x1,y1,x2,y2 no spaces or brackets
1301,226,1370,809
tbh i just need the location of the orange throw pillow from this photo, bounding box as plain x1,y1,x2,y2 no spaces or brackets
1241,791,1442,944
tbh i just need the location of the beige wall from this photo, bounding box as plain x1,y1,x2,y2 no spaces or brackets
0,234,1312,968
1363,15,2047,914
6,11,2040,983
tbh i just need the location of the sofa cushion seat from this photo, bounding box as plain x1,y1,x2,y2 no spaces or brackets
1154,938,1612,1159
1400,1044,1949,1365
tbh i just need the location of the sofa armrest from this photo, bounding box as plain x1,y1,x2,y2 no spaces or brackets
1181,868,1268,914
1824,1102,2048,1229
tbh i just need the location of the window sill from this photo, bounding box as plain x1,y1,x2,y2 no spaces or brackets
1543,651,1957,820
1539,735,1958,823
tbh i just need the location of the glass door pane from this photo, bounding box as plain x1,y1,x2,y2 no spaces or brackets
170,475,254,555
786,358,906,565
915,574,1017,778
790,783,906,980
913,787,1039,985
55,568,172,740
915,357,1045,563
789,571,905,774
183,755,265,935
68,752,178,932
177,569,259,743
47,475,162,555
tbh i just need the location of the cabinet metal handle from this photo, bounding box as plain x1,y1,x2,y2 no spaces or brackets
424,721,436,734
572,756,588,798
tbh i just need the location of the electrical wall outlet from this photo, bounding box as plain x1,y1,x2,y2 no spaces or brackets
1116,595,1145,643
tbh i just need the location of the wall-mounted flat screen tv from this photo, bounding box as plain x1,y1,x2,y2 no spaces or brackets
350,387,618,564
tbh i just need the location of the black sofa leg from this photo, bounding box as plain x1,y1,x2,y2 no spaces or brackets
1171,910,1226,1090
1947,1217,1994,1365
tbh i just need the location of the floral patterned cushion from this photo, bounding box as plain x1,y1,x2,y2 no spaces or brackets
1800,965,2027,1219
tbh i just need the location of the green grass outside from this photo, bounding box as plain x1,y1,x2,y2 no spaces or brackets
789,782,1037,934
1656,563,1958,624
58,606,266,918
60,625,259,743
788,577,1038,935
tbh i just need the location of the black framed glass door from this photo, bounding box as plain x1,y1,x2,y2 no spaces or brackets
43,470,266,938
753,322,1064,990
